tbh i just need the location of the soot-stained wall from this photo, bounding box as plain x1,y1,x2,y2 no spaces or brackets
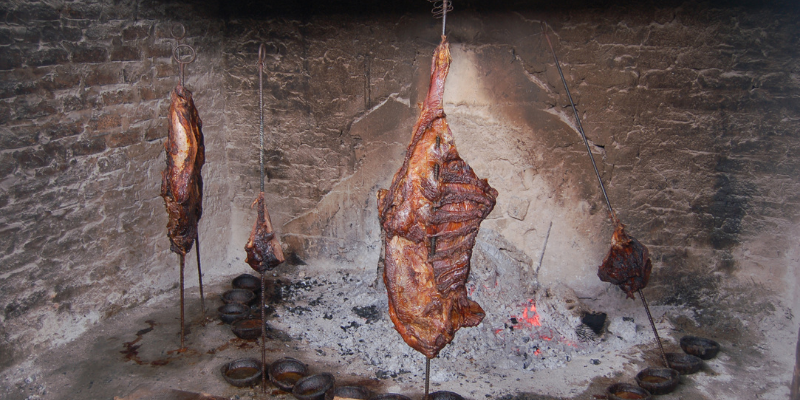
0,0,798,378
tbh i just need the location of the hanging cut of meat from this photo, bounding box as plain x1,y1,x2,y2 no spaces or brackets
161,85,205,256
597,219,652,299
377,36,498,359
245,192,285,273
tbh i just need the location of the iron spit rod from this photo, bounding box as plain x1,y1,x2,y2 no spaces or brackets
261,273,268,392
542,23,615,222
179,253,186,350
638,289,669,367
195,235,205,320
425,357,431,400
258,44,266,192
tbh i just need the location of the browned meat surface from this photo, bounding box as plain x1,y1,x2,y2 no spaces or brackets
597,219,652,299
245,192,285,273
161,85,205,256
377,36,498,359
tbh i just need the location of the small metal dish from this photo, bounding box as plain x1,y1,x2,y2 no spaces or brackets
231,318,266,340
222,289,256,305
218,303,249,324
269,357,309,392
635,367,680,395
666,352,703,375
428,391,465,400
606,382,651,400
233,273,262,293
333,385,371,400
368,394,411,400
680,335,720,360
292,373,335,400
220,358,262,387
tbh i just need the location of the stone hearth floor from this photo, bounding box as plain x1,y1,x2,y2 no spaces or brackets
0,270,793,400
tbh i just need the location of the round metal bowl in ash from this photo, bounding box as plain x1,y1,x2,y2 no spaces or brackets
635,367,680,395
222,289,256,305
218,303,249,324
220,358,262,387
233,274,262,293
292,373,335,400
428,391,465,400
231,318,265,340
606,382,652,400
368,394,412,400
666,352,703,375
333,385,371,400
269,357,309,392
680,335,720,360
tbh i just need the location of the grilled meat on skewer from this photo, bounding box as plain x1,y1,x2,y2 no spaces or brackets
597,218,652,299
245,192,285,273
161,85,205,256
377,36,497,359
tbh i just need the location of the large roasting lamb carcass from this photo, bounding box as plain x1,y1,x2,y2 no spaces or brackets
377,36,498,359
597,218,652,299
161,85,205,256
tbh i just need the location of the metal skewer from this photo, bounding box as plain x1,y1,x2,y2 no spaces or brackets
639,289,670,367
257,43,268,393
543,22,668,367
179,253,186,350
541,23,614,222
425,358,431,399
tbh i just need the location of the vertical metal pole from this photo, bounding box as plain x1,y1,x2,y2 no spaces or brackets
195,235,205,320
542,23,615,222
179,254,186,350
441,0,447,36
424,357,431,400
638,289,669,367
258,44,266,193
261,273,268,392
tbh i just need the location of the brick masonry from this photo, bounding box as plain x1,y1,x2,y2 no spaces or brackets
0,0,798,372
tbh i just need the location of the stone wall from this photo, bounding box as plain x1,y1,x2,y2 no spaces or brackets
0,0,798,375
0,0,230,369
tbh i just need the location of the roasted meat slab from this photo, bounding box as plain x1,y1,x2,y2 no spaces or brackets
377,36,498,359
245,192,285,273
597,219,652,299
161,85,205,256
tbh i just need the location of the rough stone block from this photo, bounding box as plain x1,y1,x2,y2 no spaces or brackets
145,118,167,141
13,147,52,169
61,3,103,20
27,48,70,67
85,65,122,86
89,113,122,131
40,24,83,43
110,45,141,62
0,48,23,70
122,25,150,41
71,46,108,64
0,152,15,179
0,125,39,150
105,128,141,148
9,3,60,22
0,28,13,45
70,137,106,157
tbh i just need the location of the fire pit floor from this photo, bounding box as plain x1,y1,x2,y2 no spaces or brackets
0,263,792,400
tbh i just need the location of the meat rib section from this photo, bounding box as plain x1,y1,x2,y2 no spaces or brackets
245,192,285,273
377,37,498,359
597,219,652,299
161,85,205,256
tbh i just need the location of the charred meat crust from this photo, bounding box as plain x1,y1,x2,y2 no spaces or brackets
377,37,497,359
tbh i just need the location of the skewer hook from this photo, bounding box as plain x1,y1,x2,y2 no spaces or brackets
428,0,453,36
173,44,196,88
